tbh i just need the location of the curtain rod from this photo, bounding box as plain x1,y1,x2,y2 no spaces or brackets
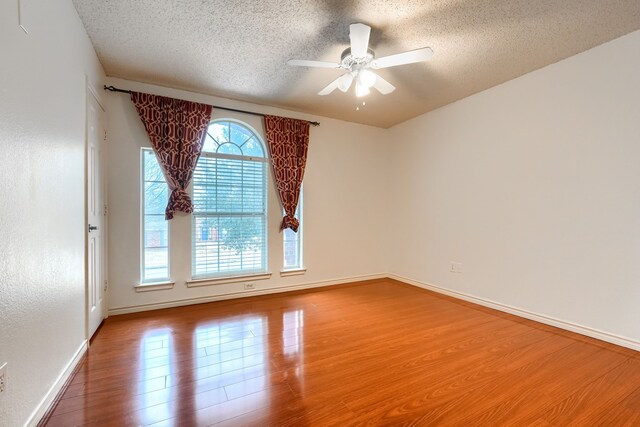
103,85,320,126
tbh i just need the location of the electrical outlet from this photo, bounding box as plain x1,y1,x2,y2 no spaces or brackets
244,282,255,290
450,261,463,273
0,363,7,395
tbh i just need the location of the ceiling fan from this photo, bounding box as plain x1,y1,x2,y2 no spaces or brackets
287,23,433,97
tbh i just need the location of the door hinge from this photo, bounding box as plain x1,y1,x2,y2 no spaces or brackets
104,280,108,292
103,129,107,141
104,204,108,216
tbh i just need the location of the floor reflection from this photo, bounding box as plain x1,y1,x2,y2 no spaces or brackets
283,309,304,356
128,312,308,424
282,309,305,396
138,328,173,423
193,316,270,424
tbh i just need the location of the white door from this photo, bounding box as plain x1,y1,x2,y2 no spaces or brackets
87,86,107,339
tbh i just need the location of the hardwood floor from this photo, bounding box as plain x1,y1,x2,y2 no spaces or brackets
40,279,640,426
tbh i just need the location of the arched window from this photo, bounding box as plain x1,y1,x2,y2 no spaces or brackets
191,120,267,278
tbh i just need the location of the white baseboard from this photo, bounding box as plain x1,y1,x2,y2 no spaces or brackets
109,273,387,316
389,274,640,352
25,340,88,427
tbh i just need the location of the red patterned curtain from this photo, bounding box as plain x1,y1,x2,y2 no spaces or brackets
131,92,212,219
264,115,310,232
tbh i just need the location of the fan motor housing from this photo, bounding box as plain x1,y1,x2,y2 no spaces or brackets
341,48,375,68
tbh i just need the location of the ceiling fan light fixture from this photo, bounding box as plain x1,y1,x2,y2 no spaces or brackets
355,80,370,97
287,23,432,98
359,69,377,88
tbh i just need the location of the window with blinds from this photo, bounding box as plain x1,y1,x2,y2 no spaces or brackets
192,120,267,278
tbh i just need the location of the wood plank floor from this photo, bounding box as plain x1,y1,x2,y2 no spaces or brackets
40,279,640,426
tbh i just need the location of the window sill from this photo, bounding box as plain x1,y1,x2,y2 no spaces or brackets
186,272,272,288
135,281,175,292
280,268,306,277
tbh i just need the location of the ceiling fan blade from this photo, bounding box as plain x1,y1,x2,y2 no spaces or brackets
371,73,396,95
318,76,342,96
287,59,341,69
337,73,354,92
370,47,433,69
349,23,371,59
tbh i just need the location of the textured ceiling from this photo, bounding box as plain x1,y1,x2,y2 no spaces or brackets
73,0,640,128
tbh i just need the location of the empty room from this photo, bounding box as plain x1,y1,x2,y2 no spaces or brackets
2,1,640,426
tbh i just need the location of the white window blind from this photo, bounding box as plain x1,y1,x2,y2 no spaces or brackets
141,148,169,282
192,120,267,278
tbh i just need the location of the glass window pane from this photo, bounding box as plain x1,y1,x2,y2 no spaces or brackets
208,121,230,143
144,246,168,280
230,122,253,145
283,236,299,269
217,143,242,156
142,149,169,282
202,133,219,153
144,182,169,215
144,150,164,181
241,137,265,157
282,195,302,270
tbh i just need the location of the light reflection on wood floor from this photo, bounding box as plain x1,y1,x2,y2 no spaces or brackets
40,279,640,426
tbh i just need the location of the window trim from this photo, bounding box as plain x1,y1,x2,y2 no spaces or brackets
280,268,306,277
191,119,268,280
186,272,272,288
140,147,170,284
134,281,175,292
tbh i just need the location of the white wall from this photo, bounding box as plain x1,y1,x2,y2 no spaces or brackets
387,30,640,345
0,1,104,426
106,78,387,312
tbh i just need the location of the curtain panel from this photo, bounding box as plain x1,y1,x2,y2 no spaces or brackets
264,115,310,232
131,92,212,219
